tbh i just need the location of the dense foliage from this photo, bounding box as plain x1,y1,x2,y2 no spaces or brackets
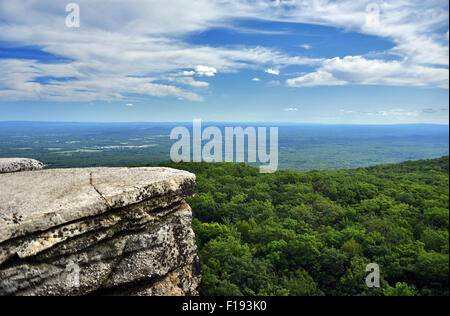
150,157,449,296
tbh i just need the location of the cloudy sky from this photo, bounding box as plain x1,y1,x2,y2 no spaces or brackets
0,0,448,123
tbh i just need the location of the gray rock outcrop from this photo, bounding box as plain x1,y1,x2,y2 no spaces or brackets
0,167,201,296
0,158,44,174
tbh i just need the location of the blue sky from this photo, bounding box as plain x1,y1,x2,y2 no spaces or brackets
0,0,448,124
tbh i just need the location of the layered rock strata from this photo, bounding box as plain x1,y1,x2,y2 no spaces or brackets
0,167,200,296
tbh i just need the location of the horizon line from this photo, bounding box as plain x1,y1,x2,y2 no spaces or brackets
0,120,449,127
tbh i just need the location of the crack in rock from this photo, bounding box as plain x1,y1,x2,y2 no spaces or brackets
89,172,112,209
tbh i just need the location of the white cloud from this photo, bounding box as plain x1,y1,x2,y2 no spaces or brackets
287,56,449,89
0,1,316,102
284,107,298,112
236,0,448,67
0,59,205,102
265,68,280,76
126,103,134,107
252,78,260,81
0,0,448,103
195,65,217,77
299,44,312,50
182,71,196,76
287,69,347,87
167,76,210,88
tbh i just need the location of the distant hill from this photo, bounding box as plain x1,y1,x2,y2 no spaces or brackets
365,155,449,175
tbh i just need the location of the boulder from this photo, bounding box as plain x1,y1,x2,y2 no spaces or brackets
0,158,44,174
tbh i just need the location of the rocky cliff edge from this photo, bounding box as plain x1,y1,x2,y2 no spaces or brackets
0,167,201,296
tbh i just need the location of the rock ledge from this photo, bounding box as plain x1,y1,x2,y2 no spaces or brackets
0,167,200,296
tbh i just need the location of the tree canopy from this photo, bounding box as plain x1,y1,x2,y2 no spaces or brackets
141,156,449,296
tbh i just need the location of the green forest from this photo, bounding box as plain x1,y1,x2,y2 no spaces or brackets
140,156,449,296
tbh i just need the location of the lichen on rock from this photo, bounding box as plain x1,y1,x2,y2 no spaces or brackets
0,167,201,296
0,158,44,174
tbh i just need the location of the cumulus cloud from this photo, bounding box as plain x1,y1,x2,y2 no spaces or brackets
182,71,196,76
252,78,260,81
0,0,448,103
195,65,217,77
287,56,449,89
265,68,280,75
284,107,298,112
287,70,346,87
0,1,315,102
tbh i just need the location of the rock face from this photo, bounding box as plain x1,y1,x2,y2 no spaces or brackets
0,167,201,296
0,158,44,174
